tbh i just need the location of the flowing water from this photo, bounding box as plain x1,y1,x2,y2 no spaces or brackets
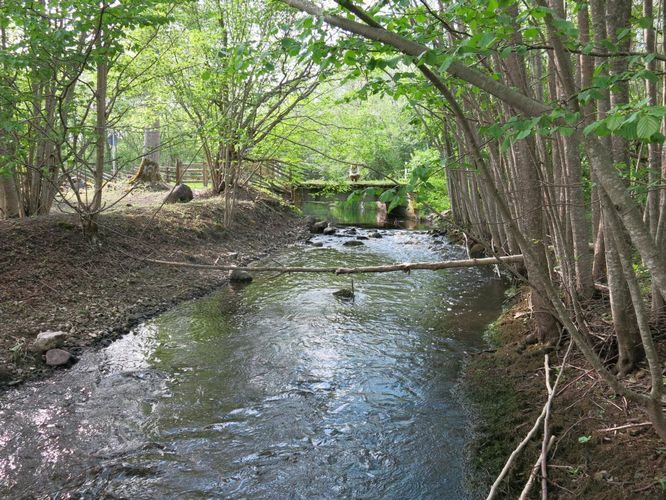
0,227,505,499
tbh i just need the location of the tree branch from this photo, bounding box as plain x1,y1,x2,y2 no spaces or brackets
278,0,551,116
125,253,526,274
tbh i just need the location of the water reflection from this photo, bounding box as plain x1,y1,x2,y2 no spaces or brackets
301,200,419,228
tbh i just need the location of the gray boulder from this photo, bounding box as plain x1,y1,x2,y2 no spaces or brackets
230,269,253,283
164,184,194,204
304,216,316,228
323,226,337,235
310,221,329,234
30,331,68,353
45,349,76,367
367,231,382,239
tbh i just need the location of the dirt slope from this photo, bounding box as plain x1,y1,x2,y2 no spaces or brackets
0,191,307,387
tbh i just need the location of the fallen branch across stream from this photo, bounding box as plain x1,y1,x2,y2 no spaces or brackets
130,254,526,274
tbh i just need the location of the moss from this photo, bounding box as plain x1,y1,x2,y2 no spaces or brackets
482,321,502,347
465,354,523,494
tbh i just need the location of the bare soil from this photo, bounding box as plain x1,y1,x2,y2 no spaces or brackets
465,292,666,498
0,187,308,387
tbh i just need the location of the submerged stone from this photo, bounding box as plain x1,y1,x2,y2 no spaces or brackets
343,240,364,247
230,269,253,283
333,288,354,299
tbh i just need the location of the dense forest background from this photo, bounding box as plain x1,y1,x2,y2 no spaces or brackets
2,0,666,444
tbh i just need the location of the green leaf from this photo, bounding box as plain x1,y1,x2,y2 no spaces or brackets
583,120,609,137
637,115,660,139
515,127,532,140
577,435,592,444
637,16,653,29
522,27,540,39
481,123,504,138
606,114,624,131
423,50,441,66
438,55,454,73
280,37,301,56
343,50,357,65
379,189,396,203
500,46,513,58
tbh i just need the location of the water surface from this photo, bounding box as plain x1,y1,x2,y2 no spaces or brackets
0,228,504,498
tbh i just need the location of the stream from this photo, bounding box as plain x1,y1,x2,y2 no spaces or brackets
0,223,505,498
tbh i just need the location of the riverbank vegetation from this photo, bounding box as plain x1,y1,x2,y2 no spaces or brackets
2,0,666,496
278,0,666,478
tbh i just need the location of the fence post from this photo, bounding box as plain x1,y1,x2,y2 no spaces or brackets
176,159,182,184
203,164,208,187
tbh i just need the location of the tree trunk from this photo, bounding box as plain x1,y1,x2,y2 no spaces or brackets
144,120,161,165
545,0,594,299
602,193,644,375
128,121,163,184
652,1,666,321
589,0,612,284
0,170,20,218
84,41,108,239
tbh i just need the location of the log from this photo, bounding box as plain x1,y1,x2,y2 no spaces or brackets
129,254,525,274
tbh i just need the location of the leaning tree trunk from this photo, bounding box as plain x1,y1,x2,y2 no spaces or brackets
503,7,559,342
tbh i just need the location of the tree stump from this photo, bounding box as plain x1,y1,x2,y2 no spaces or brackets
129,158,162,184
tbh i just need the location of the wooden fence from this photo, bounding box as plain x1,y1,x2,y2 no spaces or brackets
162,161,210,186
160,160,293,189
